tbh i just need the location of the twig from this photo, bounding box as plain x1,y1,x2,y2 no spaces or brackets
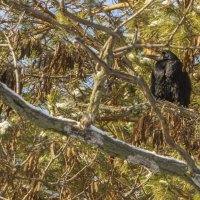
166,0,193,45
4,33,21,94
93,2,130,13
114,43,200,56
0,196,9,200
52,0,119,37
124,168,148,197
0,44,9,47
66,153,97,182
26,143,68,196
12,11,25,33
24,73,78,79
15,175,64,186
75,37,138,84
117,0,155,29
72,186,90,200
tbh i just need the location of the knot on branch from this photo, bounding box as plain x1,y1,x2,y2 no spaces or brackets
0,120,12,135
80,113,94,129
191,173,200,188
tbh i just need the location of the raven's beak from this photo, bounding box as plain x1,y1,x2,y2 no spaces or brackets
145,54,163,61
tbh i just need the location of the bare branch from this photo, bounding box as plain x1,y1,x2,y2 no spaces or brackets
0,44,9,47
4,32,21,94
114,43,200,56
99,2,130,12
75,38,200,175
86,70,107,116
117,0,155,29
166,0,193,45
0,1,85,39
80,0,130,124
51,0,119,37
0,81,196,182
57,102,145,122
75,37,138,84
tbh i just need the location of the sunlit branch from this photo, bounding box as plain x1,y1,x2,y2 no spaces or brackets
166,0,193,45
75,37,200,175
51,0,119,37
4,33,21,94
0,44,9,47
114,43,200,56
0,80,198,187
117,0,155,29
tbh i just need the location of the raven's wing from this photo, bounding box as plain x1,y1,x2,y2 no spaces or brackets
150,71,156,97
165,60,183,103
165,60,191,107
165,60,182,79
150,63,166,99
180,72,192,107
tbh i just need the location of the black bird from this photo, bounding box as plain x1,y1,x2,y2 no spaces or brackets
146,50,191,107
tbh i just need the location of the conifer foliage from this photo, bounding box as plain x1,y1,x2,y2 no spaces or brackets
0,0,200,199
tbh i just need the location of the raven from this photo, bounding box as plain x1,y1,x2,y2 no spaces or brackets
146,50,191,107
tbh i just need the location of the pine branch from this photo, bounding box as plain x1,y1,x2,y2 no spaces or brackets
0,81,200,191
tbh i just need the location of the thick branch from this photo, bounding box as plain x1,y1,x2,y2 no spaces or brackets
0,82,192,174
1,81,200,190
87,70,107,115
57,102,145,122
85,37,114,121
81,0,154,121
57,100,200,123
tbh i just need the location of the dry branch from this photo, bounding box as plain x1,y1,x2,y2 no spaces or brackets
114,43,200,57
0,81,199,189
1,0,98,47
4,33,21,94
117,0,155,29
75,37,200,176
166,0,193,45
101,3,130,12
49,0,119,37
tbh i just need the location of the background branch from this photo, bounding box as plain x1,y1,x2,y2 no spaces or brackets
4,33,21,94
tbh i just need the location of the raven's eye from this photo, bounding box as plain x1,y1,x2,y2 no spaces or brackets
162,52,166,58
162,51,166,56
162,51,169,58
